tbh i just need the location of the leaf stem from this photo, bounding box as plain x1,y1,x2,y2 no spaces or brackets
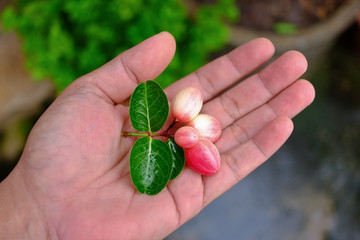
165,119,177,133
122,119,178,138
121,132,150,137
121,131,174,138
122,118,179,138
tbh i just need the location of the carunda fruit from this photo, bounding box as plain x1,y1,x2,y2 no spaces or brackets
169,86,222,176
170,87,203,122
184,138,221,175
187,114,222,143
174,126,199,148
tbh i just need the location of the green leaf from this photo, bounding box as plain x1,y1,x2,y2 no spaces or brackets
1,7,17,31
129,80,169,133
273,22,298,35
167,138,185,180
130,137,172,195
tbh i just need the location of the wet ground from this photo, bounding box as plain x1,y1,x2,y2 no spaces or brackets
166,23,360,240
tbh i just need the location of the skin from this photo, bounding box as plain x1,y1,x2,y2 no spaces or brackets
0,32,315,239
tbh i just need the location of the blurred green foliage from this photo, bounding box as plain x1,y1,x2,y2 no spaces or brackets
273,22,298,35
1,0,239,91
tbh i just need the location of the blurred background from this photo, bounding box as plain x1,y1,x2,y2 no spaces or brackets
1,0,360,239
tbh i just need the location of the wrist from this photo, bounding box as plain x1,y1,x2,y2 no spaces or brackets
0,167,48,239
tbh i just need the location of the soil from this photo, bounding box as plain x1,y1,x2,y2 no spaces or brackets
197,0,348,31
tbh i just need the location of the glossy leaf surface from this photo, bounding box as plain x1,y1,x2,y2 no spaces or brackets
130,137,172,195
167,138,185,180
129,81,169,132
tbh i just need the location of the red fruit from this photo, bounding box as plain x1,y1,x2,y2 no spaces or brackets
187,114,222,143
185,139,221,175
171,87,203,122
174,126,199,148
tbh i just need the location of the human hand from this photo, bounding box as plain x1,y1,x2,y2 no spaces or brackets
0,32,314,239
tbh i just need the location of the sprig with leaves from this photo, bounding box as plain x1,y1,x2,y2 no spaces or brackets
125,80,222,195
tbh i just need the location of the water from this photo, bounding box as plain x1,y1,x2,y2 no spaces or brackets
166,24,360,240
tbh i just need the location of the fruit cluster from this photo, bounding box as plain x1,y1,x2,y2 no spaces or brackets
171,87,222,175
127,81,222,195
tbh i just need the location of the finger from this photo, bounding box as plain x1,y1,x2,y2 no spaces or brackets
165,38,275,100
201,50,308,128
203,116,294,205
79,32,176,104
215,79,315,153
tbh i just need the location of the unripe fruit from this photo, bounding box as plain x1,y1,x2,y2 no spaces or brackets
174,126,199,149
187,114,222,143
185,139,221,175
171,87,203,122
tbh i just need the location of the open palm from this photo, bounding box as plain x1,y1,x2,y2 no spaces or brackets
2,32,314,239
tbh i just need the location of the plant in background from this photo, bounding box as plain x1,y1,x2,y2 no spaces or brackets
273,22,298,35
1,0,239,91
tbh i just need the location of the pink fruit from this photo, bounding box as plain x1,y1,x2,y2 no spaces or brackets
171,87,203,122
187,114,222,143
174,126,199,149
185,139,221,175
